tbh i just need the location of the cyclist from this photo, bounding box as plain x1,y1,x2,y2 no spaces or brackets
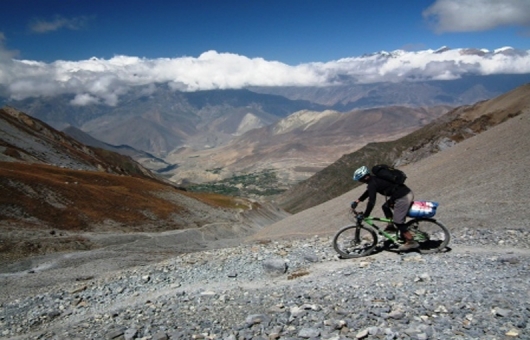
350,165,418,251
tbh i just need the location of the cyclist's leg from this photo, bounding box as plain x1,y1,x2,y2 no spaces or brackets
382,200,396,231
382,200,393,219
393,191,413,225
393,192,418,251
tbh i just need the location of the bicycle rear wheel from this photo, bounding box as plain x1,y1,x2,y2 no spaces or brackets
333,225,378,258
406,218,450,254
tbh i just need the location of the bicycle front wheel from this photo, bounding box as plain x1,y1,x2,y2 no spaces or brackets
406,218,451,254
333,225,378,258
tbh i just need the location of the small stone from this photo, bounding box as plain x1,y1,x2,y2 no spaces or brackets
434,305,448,313
105,328,125,340
414,273,431,282
263,258,288,275
245,314,270,325
70,285,87,294
494,308,511,317
303,253,320,263
498,256,520,264
152,332,168,340
356,329,369,339
124,328,138,340
298,327,320,338
200,291,216,297
386,310,405,319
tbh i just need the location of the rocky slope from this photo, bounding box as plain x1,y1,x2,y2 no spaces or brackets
61,125,171,172
276,83,530,213
252,109,530,241
1,234,528,339
0,106,154,177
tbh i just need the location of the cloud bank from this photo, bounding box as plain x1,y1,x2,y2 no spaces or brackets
1,47,529,106
423,0,530,33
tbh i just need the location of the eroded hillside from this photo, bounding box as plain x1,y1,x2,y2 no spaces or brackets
0,107,286,263
276,83,530,213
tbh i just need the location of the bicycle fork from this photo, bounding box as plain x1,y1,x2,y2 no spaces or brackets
354,225,362,243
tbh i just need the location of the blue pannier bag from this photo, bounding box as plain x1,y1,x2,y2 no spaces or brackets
407,201,439,218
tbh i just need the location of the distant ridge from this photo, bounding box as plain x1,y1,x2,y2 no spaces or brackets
6,74,530,160
0,106,154,178
62,125,171,172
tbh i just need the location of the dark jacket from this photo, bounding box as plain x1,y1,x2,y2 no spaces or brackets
358,176,411,217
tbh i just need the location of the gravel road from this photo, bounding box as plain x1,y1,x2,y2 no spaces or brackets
0,232,529,340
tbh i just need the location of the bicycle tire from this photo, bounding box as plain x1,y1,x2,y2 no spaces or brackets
333,225,378,258
405,218,451,254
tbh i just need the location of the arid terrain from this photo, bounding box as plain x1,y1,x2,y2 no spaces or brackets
276,84,530,213
0,95,529,340
0,87,528,296
251,109,530,242
0,107,288,266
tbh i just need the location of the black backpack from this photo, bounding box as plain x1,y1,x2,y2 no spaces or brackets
371,164,407,185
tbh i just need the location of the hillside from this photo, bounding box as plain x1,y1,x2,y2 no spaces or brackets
0,106,155,178
275,83,530,213
0,107,288,263
61,125,171,172
250,106,530,241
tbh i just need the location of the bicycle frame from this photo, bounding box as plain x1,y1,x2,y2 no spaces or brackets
351,209,401,243
362,216,401,243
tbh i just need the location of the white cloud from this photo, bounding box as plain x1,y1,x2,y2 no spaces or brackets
423,0,530,33
0,48,529,106
29,15,91,34
70,93,100,106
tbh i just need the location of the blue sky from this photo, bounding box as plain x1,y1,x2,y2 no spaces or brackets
1,0,529,105
2,0,529,64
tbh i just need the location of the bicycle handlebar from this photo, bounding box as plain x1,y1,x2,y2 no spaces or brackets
350,208,364,222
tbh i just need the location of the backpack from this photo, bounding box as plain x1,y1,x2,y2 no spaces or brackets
371,164,407,185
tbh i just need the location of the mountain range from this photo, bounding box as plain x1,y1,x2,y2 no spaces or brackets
5,73,530,192
2,83,529,265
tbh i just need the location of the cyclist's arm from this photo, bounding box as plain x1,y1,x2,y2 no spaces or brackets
357,190,369,203
362,183,377,217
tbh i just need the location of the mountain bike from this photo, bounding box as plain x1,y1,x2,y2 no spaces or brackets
333,208,451,258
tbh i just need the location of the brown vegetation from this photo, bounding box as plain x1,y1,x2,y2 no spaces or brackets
0,161,254,263
1,162,184,231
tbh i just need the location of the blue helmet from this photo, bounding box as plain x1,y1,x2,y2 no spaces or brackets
353,166,369,181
